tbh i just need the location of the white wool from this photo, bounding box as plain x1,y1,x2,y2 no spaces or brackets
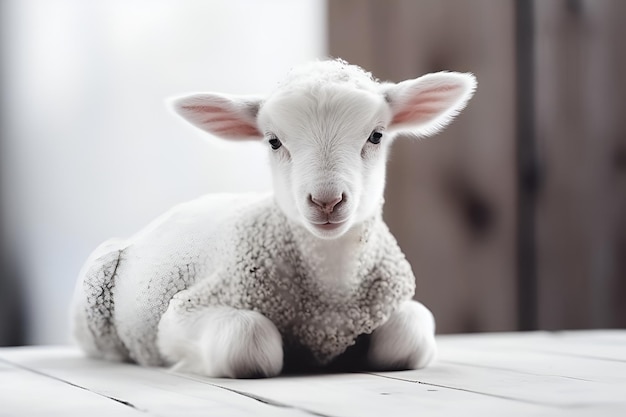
274,59,380,95
73,59,475,377
75,194,415,366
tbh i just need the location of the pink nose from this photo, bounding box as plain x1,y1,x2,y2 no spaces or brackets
310,194,344,214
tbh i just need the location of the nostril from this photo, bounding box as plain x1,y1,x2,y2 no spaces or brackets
326,196,343,211
308,194,321,209
310,193,344,214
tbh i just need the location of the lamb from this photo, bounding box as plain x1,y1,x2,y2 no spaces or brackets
71,59,476,378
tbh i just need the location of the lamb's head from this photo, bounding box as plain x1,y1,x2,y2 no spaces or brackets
172,59,476,239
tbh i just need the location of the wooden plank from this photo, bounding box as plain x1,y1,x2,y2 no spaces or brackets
185,371,557,417
373,364,626,410
173,331,626,416
0,346,557,417
386,360,626,409
539,331,626,361
0,359,141,417
439,330,626,362
2,334,626,416
438,347,626,384
0,347,310,417
374,331,626,409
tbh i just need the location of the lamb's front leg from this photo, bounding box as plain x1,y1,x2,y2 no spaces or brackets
367,300,437,371
156,292,283,378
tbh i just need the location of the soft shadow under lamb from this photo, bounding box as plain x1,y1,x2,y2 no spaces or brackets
71,59,476,378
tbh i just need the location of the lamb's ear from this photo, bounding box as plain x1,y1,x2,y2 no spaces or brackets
383,72,476,137
170,93,264,140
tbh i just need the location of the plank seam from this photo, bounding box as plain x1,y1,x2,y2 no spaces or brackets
0,356,148,414
162,370,337,417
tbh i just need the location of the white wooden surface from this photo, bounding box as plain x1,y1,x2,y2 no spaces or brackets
1,331,625,416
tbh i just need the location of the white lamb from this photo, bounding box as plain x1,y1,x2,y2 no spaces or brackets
71,59,476,378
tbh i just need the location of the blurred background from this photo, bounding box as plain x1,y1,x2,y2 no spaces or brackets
0,0,624,346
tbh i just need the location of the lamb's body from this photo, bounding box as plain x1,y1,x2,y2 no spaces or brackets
73,59,475,377
74,194,415,367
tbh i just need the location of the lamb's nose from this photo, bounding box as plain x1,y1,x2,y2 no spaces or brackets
310,194,344,214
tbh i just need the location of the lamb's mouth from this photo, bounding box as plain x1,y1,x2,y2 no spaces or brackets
311,220,347,231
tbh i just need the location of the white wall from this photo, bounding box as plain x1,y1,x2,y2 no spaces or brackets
1,0,327,344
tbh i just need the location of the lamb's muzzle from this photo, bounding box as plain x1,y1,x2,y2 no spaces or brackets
71,58,476,378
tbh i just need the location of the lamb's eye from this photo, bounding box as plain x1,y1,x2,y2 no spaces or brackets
368,131,383,145
268,137,282,150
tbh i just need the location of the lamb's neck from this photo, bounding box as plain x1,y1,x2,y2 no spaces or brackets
289,215,381,292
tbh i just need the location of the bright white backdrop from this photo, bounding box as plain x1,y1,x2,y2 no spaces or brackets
1,0,327,344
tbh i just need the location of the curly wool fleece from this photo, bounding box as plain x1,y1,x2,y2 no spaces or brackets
81,194,415,367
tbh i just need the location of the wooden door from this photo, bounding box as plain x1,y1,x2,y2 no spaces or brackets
328,0,626,333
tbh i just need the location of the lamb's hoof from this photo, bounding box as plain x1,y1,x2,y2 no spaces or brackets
367,300,437,371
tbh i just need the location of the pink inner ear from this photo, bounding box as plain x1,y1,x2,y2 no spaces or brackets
392,83,463,126
181,103,261,139
213,124,261,137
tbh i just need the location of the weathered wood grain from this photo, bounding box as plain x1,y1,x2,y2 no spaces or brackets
0,347,310,417
0,359,141,417
534,0,626,330
1,331,624,416
328,0,626,334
